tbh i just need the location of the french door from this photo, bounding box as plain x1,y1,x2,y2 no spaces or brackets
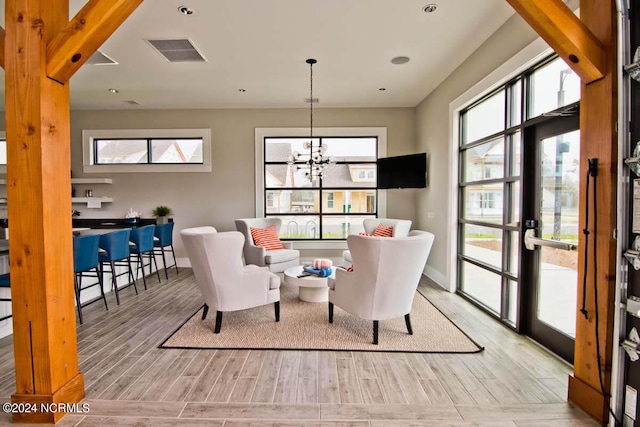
521,113,580,363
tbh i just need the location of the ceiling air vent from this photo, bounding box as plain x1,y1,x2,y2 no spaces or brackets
86,50,118,65
145,38,207,63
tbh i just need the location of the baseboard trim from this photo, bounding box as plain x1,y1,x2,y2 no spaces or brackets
424,266,448,290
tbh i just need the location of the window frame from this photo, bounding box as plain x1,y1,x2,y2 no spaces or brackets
82,128,212,173
255,127,387,249
455,51,577,332
0,132,5,174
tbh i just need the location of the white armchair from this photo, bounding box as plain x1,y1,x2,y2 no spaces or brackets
342,218,412,264
235,218,300,273
329,230,434,344
180,226,281,333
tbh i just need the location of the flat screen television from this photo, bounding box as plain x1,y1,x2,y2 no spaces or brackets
377,153,427,189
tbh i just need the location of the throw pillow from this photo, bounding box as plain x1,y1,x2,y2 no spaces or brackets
359,232,373,236
373,224,394,237
250,225,285,251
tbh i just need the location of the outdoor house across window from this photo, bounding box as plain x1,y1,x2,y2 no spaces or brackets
264,136,378,240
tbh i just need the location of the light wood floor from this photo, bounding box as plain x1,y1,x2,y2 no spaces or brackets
0,269,599,426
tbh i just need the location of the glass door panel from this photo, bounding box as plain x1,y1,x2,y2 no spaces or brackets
522,115,579,363
537,130,579,337
538,245,577,337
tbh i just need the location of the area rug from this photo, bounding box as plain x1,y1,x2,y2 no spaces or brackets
159,282,483,353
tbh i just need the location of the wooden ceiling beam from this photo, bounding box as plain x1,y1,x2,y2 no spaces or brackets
46,0,142,83
0,26,5,70
505,0,605,83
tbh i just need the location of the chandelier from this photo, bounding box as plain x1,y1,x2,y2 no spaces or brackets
287,58,335,182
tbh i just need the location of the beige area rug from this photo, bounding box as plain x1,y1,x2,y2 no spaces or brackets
159,282,483,353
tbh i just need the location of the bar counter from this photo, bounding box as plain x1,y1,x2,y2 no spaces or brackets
72,217,159,229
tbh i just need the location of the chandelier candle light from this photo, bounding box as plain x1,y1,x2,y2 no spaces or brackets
287,58,336,182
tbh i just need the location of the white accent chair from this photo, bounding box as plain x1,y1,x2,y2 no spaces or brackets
342,218,412,264
180,226,281,333
235,218,300,273
329,230,434,344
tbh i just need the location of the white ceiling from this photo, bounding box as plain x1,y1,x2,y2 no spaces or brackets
1,0,517,110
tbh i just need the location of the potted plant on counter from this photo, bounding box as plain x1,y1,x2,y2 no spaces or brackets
152,205,173,224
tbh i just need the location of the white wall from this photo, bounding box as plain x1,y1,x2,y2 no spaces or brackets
69,107,416,261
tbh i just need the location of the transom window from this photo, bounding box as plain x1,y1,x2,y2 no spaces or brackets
82,128,211,173
94,138,203,164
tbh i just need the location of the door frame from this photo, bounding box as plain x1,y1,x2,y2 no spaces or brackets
521,112,580,363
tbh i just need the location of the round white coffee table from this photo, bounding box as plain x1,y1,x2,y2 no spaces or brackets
284,265,335,303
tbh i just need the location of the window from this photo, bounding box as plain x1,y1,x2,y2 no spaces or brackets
0,138,6,166
94,138,203,164
528,57,580,119
457,54,575,328
256,127,387,244
0,132,7,173
326,192,335,209
264,136,377,240
82,128,211,173
458,76,521,323
266,192,277,209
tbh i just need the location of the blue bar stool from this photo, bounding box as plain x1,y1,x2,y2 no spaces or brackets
154,222,178,279
73,234,107,324
0,273,10,322
99,228,136,305
129,224,160,289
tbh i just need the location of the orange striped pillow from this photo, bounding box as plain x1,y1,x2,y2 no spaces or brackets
373,224,393,237
250,225,285,251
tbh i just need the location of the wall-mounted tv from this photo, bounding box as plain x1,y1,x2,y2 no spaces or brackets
377,153,427,189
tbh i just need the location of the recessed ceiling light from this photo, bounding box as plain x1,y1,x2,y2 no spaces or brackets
391,56,410,65
423,4,437,13
108,88,119,94
178,6,194,15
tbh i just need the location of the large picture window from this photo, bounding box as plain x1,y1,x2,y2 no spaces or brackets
264,136,377,240
256,127,387,243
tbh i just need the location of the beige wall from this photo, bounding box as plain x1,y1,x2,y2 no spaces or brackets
414,13,540,288
69,107,416,261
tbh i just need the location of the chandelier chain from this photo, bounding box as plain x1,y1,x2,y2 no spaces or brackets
310,60,313,138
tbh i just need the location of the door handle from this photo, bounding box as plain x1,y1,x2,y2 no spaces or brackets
524,229,577,251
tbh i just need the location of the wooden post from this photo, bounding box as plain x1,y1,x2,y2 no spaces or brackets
504,0,605,83
567,0,617,423
5,0,82,423
506,0,618,423
4,0,142,423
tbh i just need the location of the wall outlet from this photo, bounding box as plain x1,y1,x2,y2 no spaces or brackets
427,211,435,219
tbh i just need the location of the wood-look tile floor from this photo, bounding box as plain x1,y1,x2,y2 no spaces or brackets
0,269,599,426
